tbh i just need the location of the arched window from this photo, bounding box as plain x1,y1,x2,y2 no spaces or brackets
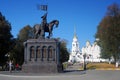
73,44,75,47
48,46,53,58
36,46,41,58
30,46,35,58
42,46,47,58
76,44,78,47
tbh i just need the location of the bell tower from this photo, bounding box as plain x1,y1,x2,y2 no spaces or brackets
71,27,80,55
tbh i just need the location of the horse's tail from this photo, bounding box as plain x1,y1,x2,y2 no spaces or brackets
33,24,36,33
33,24,40,31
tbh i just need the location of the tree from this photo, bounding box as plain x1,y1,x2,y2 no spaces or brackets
95,3,120,62
11,25,32,65
59,39,69,63
18,25,33,42
0,12,14,66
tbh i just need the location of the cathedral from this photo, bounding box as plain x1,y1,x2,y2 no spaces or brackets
68,32,83,63
68,31,103,63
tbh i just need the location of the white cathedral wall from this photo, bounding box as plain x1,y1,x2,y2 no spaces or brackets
80,41,103,62
68,31,105,63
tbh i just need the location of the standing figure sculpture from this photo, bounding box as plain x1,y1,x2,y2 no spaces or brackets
33,13,59,39
41,12,47,38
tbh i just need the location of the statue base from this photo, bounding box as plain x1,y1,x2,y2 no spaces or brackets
22,38,63,73
22,62,60,73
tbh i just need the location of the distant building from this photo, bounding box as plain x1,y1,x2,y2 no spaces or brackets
68,30,106,63
68,32,83,63
81,40,101,62
82,40,108,62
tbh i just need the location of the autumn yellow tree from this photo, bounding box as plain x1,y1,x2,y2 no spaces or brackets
96,3,120,62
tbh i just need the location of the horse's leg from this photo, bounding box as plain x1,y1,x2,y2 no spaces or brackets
40,30,45,38
34,33,37,39
50,32,53,38
35,30,39,39
48,30,53,38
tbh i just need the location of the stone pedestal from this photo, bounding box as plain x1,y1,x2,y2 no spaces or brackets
22,38,62,73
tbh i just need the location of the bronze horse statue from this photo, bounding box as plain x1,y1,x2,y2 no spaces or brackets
33,20,59,38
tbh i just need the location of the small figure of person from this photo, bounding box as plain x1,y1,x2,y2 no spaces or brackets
116,61,119,68
41,12,47,27
9,60,12,72
15,63,19,71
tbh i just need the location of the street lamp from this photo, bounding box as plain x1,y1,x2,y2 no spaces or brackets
83,53,86,70
5,53,10,60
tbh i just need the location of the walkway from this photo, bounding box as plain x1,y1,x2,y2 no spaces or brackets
0,70,120,80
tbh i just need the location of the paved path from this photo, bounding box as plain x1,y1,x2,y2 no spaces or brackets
65,62,82,70
0,70,120,80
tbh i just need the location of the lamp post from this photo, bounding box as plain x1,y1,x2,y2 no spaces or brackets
83,53,86,70
5,53,10,61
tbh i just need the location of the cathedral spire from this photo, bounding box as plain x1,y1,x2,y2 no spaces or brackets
73,26,77,39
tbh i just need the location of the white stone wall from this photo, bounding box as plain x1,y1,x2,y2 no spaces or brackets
68,32,105,63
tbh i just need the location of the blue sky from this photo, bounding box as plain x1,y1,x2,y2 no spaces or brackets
0,0,120,50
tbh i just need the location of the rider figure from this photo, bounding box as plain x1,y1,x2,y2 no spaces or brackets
41,12,47,38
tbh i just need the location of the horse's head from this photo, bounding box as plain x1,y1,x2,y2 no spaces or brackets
50,20,59,28
54,20,59,28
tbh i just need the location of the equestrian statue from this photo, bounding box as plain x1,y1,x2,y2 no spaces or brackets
33,13,59,39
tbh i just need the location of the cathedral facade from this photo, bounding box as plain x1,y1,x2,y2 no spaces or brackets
68,31,104,63
68,33,83,63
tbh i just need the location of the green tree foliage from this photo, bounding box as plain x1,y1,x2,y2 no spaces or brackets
0,12,14,66
59,39,69,63
18,25,33,42
11,25,32,65
95,3,120,62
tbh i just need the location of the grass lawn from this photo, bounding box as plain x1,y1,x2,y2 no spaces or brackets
87,62,120,70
